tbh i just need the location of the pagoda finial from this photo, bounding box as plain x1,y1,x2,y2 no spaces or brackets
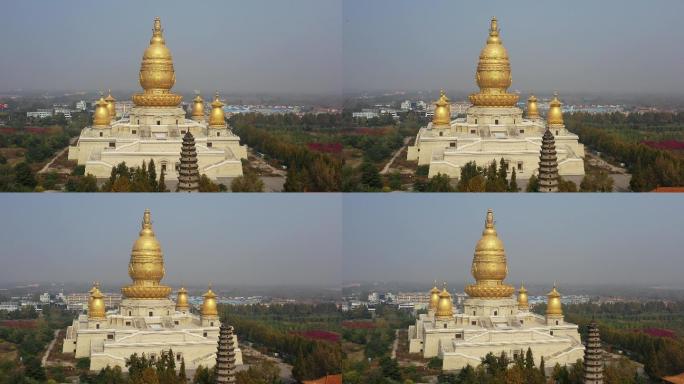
490,17,499,36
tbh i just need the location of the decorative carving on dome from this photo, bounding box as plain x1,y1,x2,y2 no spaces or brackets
131,93,183,107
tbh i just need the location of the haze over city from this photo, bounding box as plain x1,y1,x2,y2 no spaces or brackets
342,195,684,287
343,0,684,95
0,195,341,287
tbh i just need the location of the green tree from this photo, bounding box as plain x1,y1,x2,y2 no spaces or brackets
14,162,36,189
359,161,382,190
231,173,265,192
426,173,453,192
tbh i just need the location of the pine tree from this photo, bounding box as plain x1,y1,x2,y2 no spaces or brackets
158,169,168,192
148,158,158,190
509,168,519,192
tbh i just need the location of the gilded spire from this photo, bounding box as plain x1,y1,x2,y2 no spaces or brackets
435,282,454,319
468,17,519,107
464,209,515,298
547,92,564,126
176,287,189,312
517,282,529,311
429,281,440,311
209,92,227,127
546,282,563,316
89,282,106,319
526,94,539,119
93,97,111,127
432,89,451,126
104,89,116,119
132,17,182,107
121,209,172,299
191,94,205,121
201,285,218,317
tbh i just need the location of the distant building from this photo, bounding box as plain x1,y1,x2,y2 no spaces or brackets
26,109,53,119
66,292,122,311
40,293,51,304
76,100,88,111
401,100,412,111
352,111,379,119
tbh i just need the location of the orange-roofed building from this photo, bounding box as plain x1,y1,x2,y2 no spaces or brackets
651,187,684,192
663,373,684,384
302,374,342,384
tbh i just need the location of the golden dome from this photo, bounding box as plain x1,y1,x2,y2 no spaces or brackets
209,92,226,127
89,283,106,319
131,17,182,107
93,97,111,127
121,209,172,299
435,283,454,319
517,282,529,310
432,90,451,126
192,95,205,119
526,95,539,119
464,209,515,298
468,17,519,107
547,93,564,126
176,287,189,311
429,281,440,311
546,283,563,316
201,286,218,317
104,90,116,119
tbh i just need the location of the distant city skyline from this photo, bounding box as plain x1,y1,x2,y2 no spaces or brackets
343,0,684,94
342,195,684,286
0,195,341,287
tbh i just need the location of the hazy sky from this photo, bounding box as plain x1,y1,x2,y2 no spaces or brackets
343,0,684,94
343,195,684,287
0,0,342,94
0,195,341,287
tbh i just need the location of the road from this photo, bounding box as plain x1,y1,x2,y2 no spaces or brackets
391,329,399,359
38,146,69,174
41,329,60,367
239,344,295,383
380,137,411,175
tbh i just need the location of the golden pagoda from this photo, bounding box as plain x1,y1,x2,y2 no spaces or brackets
121,209,172,299
517,282,529,311
89,283,106,319
435,283,454,319
93,97,111,127
201,286,219,317
546,283,563,316
464,209,515,298
468,17,519,107
429,281,441,311
432,90,451,126
525,95,539,119
547,93,564,126
176,287,190,312
104,90,116,119
209,92,226,127
131,17,182,107
191,95,205,121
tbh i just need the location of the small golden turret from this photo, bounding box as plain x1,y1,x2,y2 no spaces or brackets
201,286,218,317
432,90,451,126
104,90,116,119
435,283,454,319
526,95,539,119
546,282,563,316
176,287,189,312
429,281,440,311
517,282,529,311
465,209,515,298
547,93,564,126
191,95,205,121
468,17,519,107
121,209,172,299
89,282,106,319
93,97,111,127
209,92,226,127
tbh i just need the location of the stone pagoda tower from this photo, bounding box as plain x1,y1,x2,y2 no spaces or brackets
583,320,604,384
538,127,559,192
215,323,237,384
177,130,200,192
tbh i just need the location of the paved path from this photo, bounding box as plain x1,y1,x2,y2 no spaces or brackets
38,146,69,174
240,345,295,383
391,329,399,359
380,137,410,175
41,329,60,367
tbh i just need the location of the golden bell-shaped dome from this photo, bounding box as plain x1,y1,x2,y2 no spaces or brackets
435,283,454,319
209,92,226,127
176,287,189,311
104,90,116,119
517,282,529,310
468,17,519,107
432,90,451,126
131,17,182,107
192,95,205,120
547,93,564,126
201,286,218,317
546,283,563,316
429,281,441,311
526,95,539,119
464,209,515,298
89,283,106,319
121,209,172,299
93,97,111,127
